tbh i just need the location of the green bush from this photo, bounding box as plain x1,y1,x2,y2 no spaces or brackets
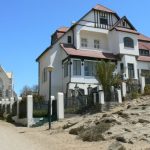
144,84,150,95
33,109,48,118
131,91,139,99
78,122,111,142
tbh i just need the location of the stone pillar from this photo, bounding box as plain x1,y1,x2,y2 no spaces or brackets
57,93,64,120
99,90,104,104
10,97,14,114
17,97,22,119
117,89,122,103
93,93,97,104
122,82,127,97
27,95,33,127
140,76,145,94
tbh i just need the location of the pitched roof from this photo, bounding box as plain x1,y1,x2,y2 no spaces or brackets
60,43,117,60
138,34,150,42
139,42,150,50
57,27,69,32
110,16,138,34
93,4,115,13
137,56,150,62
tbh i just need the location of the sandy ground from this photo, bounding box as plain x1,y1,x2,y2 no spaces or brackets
0,120,112,150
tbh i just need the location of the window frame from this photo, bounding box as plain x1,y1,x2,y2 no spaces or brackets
128,63,134,79
84,60,97,77
94,40,100,49
67,36,72,44
124,37,134,48
81,38,88,48
64,61,68,78
73,60,81,76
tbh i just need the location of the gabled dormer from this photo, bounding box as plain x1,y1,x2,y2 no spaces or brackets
110,16,138,34
93,4,120,30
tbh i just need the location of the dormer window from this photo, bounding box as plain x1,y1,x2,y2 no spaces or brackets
94,40,100,49
124,37,134,48
100,16,108,25
81,38,88,48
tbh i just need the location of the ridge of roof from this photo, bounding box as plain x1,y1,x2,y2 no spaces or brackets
93,4,115,13
110,16,136,31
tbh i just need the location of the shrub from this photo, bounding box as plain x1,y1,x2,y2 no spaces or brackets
69,126,84,135
33,109,48,118
144,84,150,95
78,122,111,142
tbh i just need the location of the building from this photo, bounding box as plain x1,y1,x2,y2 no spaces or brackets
0,65,14,99
36,4,150,100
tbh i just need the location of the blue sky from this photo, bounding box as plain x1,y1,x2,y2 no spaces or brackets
0,0,150,95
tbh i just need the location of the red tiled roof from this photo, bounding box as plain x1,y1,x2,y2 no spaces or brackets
115,27,139,34
60,43,117,60
57,27,69,32
138,34,150,42
137,56,150,62
139,42,150,50
93,4,115,13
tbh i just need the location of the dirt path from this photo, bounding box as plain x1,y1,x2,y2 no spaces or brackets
0,120,111,150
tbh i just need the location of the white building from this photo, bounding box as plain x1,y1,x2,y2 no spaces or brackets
0,65,14,99
36,4,150,100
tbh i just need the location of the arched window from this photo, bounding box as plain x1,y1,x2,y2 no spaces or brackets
124,37,134,48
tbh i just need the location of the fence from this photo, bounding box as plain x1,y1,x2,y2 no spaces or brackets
0,92,64,127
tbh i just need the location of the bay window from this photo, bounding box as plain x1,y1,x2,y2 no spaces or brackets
73,60,81,76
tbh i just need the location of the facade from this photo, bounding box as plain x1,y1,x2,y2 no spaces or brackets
0,65,14,99
36,4,150,100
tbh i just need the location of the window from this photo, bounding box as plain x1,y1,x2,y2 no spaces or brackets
84,61,96,76
81,38,88,48
139,49,150,56
100,17,108,25
124,37,134,48
68,36,72,44
42,68,47,83
64,61,68,77
73,60,81,76
94,40,100,49
128,63,134,78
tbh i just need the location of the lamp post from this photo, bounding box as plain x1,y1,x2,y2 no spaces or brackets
47,65,54,130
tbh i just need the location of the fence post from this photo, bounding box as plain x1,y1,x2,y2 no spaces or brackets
57,93,64,120
117,89,122,103
122,82,127,97
1,99,4,113
10,97,14,114
140,76,145,94
17,97,22,119
27,95,33,127
93,93,97,104
98,90,104,104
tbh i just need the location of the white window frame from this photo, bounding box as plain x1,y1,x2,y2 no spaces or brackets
84,60,97,77
81,38,88,48
94,40,100,49
73,59,81,76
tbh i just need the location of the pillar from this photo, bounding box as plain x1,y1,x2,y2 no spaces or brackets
27,95,33,127
57,93,64,119
99,90,104,104
140,76,145,94
117,89,122,103
122,82,127,97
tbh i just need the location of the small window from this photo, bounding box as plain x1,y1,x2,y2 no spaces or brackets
42,68,47,83
81,38,88,48
68,36,72,44
64,61,68,77
139,49,149,56
124,37,134,48
100,17,108,25
73,60,81,76
94,40,100,49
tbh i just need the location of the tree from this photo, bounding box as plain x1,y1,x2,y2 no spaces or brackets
96,61,119,101
20,85,32,97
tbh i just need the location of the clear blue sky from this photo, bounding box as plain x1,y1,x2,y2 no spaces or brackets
0,0,150,95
